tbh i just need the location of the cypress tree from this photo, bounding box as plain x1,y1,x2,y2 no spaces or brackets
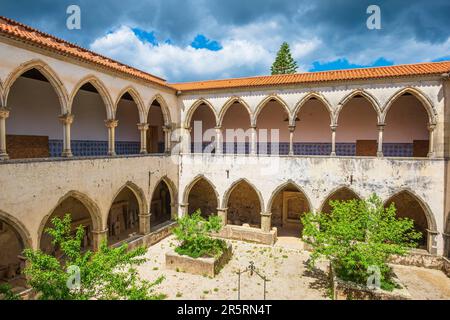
271,42,298,75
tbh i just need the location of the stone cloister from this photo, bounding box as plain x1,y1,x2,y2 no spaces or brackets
0,17,449,289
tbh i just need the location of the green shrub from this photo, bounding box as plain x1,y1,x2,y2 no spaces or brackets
173,210,226,259
23,214,165,300
301,194,421,291
0,284,21,300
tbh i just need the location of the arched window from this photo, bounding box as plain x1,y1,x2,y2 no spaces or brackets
321,187,360,214
221,102,252,154
6,68,63,159
115,91,141,155
147,99,165,153
189,103,217,153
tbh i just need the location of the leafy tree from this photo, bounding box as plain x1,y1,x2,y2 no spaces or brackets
173,210,226,259
271,42,298,75
0,284,21,300
23,214,165,300
301,194,421,291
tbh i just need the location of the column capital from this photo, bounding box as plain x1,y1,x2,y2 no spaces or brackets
377,123,386,130
137,123,149,131
250,125,257,130
163,125,172,132
139,212,152,218
105,119,118,128
288,125,296,132
217,207,228,212
0,107,10,119
260,211,272,217
58,113,74,125
214,126,222,130
330,124,338,131
428,123,436,131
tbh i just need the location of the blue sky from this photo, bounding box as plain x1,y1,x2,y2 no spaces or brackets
0,0,449,82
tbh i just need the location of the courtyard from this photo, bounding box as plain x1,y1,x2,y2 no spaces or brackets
137,235,450,300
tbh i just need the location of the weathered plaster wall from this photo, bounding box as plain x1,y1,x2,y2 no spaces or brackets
0,155,179,250
179,154,446,254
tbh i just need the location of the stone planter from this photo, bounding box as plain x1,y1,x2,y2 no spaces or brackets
165,243,232,277
217,224,277,245
329,265,412,300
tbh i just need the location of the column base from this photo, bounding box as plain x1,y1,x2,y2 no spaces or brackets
0,152,9,160
330,152,336,157
62,150,73,158
108,151,116,156
427,152,435,158
376,151,384,157
140,150,148,155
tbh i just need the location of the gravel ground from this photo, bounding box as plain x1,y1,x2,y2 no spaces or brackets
137,235,450,300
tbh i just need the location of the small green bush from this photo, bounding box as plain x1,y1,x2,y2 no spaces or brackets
302,194,421,291
173,210,226,259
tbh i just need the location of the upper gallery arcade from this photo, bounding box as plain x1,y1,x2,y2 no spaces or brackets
0,14,449,288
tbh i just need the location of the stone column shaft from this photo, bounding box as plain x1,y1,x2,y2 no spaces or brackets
261,212,272,233
137,123,149,154
250,126,257,155
0,108,10,160
377,124,385,157
163,126,171,153
330,125,337,156
59,113,74,157
139,212,151,235
180,203,189,216
92,229,108,251
217,208,228,225
427,229,439,255
215,126,223,155
105,119,118,156
289,125,296,156
428,124,436,158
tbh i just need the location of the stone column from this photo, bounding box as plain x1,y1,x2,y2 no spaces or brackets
59,113,74,157
137,123,149,154
217,208,228,225
105,119,118,156
170,202,178,220
92,229,108,251
288,125,296,156
163,126,171,153
427,230,439,255
427,124,436,158
215,126,223,155
250,125,257,155
0,108,10,160
377,124,385,157
330,125,337,156
261,212,272,233
180,203,189,216
181,126,191,154
139,212,151,235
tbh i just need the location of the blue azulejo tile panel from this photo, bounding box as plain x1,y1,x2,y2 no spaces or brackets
293,143,332,156
257,142,289,155
71,140,108,157
223,142,250,154
49,140,63,157
335,143,356,156
191,142,216,153
383,143,413,157
115,141,140,155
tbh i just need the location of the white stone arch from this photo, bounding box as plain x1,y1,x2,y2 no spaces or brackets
254,95,291,127
4,59,69,114
114,86,146,123
0,209,33,250
182,174,220,208
318,185,363,213
222,178,265,213
266,179,313,214
292,92,334,127
184,98,218,129
218,96,253,127
383,188,437,232
335,89,382,125
69,75,114,119
38,190,103,248
0,80,5,107
150,175,178,208
148,93,172,126
382,87,437,125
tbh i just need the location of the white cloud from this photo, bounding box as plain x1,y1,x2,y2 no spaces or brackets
90,25,274,82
